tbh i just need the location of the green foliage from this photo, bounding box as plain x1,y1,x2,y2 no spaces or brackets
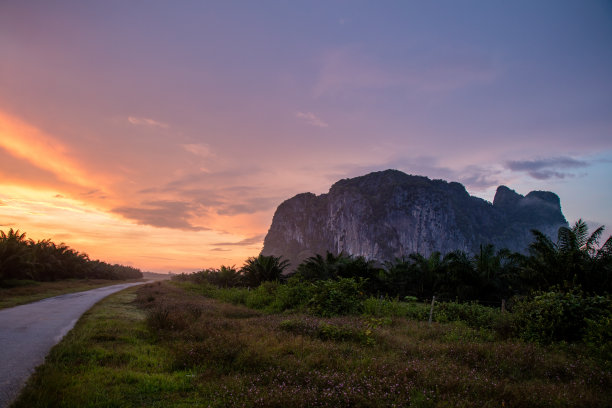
245,281,279,309
512,288,612,344
181,265,242,288
317,322,367,343
433,301,499,329
174,256,289,290
307,278,366,317
268,276,316,313
0,228,142,282
524,220,612,294
240,254,290,287
583,312,612,361
362,296,430,320
294,252,384,293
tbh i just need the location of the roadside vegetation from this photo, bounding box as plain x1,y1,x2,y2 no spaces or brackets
0,228,143,283
13,282,611,407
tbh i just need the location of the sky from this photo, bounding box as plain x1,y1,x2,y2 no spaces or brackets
1,1,611,273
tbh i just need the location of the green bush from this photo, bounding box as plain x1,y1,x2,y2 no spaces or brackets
245,281,279,309
362,297,429,319
582,312,612,360
434,302,500,329
268,277,315,313
217,287,249,305
307,278,366,317
513,289,612,344
317,322,365,343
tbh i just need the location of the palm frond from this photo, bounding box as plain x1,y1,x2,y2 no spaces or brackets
572,219,589,249
558,226,577,252
596,235,612,259
584,225,604,255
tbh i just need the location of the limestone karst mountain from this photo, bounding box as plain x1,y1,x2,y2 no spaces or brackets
261,170,567,268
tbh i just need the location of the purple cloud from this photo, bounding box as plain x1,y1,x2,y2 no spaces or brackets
506,157,589,180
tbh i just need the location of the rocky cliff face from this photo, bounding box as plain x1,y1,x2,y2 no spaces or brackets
261,170,567,268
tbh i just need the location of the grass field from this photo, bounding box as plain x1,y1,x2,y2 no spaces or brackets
0,279,144,310
12,281,611,407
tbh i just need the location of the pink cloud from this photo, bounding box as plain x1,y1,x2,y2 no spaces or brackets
296,112,328,128
128,116,169,129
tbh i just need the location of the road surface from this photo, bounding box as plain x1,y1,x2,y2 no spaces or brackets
0,282,147,407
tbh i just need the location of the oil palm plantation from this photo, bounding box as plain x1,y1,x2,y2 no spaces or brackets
0,229,33,280
295,252,352,281
240,254,290,287
406,251,449,299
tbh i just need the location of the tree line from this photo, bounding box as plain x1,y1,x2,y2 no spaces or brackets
0,228,143,282
177,219,612,301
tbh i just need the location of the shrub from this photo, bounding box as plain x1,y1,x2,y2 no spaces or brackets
362,297,432,320
216,287,249,305
317,322,365,343
434,301,499,329
307,278,366,317
268,277,315,313
582,311,612,360
513,288,612,344
146,304,172,331
245,281,279,309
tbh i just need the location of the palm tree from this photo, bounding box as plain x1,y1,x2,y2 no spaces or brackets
240,255,290,287
407,251,448,299
216,265,241,288
382,257,412,297
525,220,612,293
558,219,605,257
0,228,33,280
443,250,475,300
557,219,612,293
524,230,562,290
471,245,520,301
295,252,351,281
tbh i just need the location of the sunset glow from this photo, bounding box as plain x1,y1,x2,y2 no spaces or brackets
1,1,610,273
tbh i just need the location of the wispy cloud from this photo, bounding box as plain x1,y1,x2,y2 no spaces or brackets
505,157,589,180
182,143,212,158
213,234,266,247
296,112,328,128
112,200,208,231
128,116,169,129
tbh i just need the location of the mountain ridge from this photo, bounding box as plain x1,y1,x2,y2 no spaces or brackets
261,170,568,268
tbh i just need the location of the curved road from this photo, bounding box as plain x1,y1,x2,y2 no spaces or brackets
0,282,147,407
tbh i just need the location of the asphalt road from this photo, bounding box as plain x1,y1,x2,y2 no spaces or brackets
0,282,147,408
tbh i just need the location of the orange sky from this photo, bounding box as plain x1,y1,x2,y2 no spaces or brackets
0,111,272,272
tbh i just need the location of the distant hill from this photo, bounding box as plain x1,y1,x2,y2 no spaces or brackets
261,170,567,268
